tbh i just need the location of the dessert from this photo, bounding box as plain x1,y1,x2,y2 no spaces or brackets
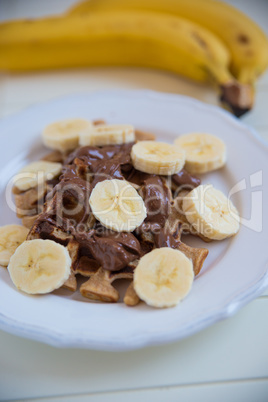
0,119,240,308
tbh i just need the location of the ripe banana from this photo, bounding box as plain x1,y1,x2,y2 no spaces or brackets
0,224,29,266
131,141,185,175
14,161,62,192
174,133,226,174
0,11,253,116
8,239,72,294
79,124,135,147
89,179,147,232
182,184,240,240
70,0,268,84
43,119,92,152
134,247,194,308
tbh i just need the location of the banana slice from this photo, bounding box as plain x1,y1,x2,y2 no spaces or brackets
134,248,194,308
79,124,135,146
43,119,92,152
182,184,240,240
14,161,62,192
89,179,146,232
8,239,71,294
174,133,226,174
0,225,29,266
131,141,185,175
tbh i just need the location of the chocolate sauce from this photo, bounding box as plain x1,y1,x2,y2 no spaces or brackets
65,143,133,187
76,226,141,271
154,227,181,249
30,142,201,272
172,169,201,188
141,176,171,229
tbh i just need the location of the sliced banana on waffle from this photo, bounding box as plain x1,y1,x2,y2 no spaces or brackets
13,161,62,192
131,141,185,175
79,124,135,146
134,248,194,308
182,184,240,240
174,133,226,174
8,239,71,294
89,179,146,232
0,224,29,266
43,118,92,152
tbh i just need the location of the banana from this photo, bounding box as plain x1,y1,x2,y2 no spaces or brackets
0,225,29,266
89,179,147,232
43,119,92,152
182,184,240,240
131,141,185,175
14,161,62,192
7,239,71,294
174,133,226,174
133,247,194,308
70,0,268,84
79,124,135,146
0,11,253,116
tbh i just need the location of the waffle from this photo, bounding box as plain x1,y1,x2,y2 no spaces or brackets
13,150,64,228
15,129,208,305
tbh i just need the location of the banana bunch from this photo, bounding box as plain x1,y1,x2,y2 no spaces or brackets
1,1,267,116
70,0,268,86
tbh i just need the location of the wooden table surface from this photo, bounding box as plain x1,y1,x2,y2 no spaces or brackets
0,1,267,401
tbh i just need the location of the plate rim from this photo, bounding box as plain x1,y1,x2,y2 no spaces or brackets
0,89,268,351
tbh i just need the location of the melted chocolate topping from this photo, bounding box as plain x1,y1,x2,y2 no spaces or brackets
32,143,201,272
154,227,181,249
172,169,201,189
140,175,171,229
75,226,141,271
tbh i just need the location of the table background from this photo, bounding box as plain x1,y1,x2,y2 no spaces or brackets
0,1,267,401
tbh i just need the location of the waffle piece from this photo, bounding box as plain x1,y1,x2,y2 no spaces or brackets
80,268,120,302
28,219,72,243
177,242,208,276
42,150,66,163
156,203,209,276
62,270,77,292
14,187,46,218
14,177,60,232
80,261,137,302
21,214,40,229
135,130,156,141
124,281,140,306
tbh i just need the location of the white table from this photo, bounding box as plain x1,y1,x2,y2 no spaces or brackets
0,1,267,401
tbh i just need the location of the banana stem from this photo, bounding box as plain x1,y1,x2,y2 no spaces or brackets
219,82,254,117
207,64,254,117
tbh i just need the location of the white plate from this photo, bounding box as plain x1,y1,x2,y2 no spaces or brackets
0,90,267,351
